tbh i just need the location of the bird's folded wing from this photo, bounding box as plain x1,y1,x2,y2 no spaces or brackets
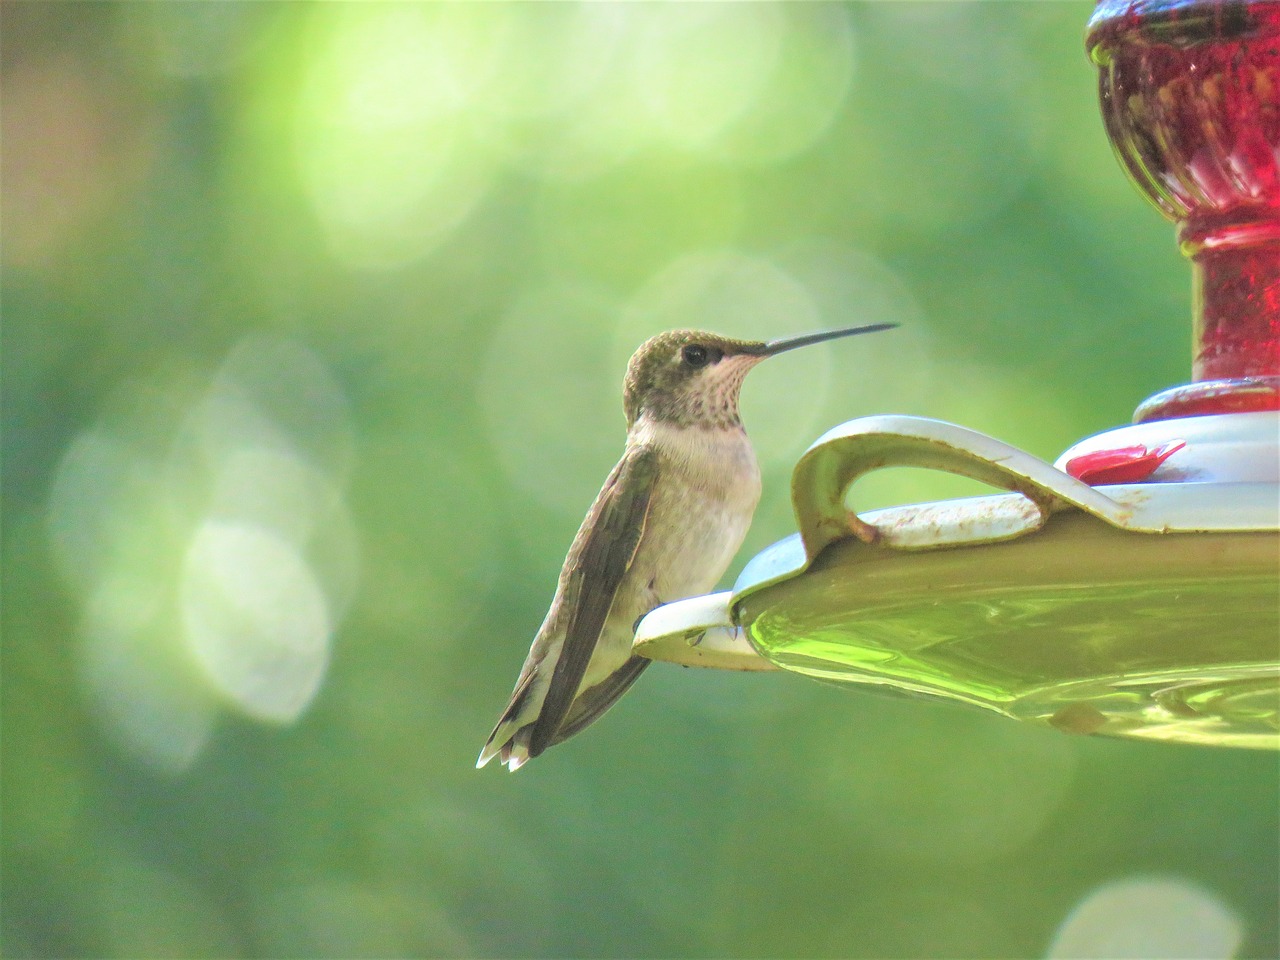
549,654,650,747
528,444,660,756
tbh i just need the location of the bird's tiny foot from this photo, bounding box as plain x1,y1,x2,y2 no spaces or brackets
688,630,707,647
633,601,665,636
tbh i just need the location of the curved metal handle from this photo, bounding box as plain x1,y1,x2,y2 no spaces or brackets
791,416,1143,561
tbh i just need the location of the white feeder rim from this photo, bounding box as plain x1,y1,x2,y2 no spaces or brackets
1055,410,1278,483
632,591,777,672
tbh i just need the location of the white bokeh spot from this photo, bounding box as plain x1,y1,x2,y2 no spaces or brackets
182,520,331,723
1048,876,1243,960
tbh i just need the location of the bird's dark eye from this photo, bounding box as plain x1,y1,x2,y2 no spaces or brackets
682,344,720,368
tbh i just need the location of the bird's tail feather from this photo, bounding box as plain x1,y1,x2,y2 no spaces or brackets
477,656,650,771
477,672,536,771
476,725,531,772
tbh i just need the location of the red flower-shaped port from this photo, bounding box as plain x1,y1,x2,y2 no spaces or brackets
1065,440,1187,485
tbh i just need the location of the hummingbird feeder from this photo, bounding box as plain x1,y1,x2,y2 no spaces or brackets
633,0,1280,750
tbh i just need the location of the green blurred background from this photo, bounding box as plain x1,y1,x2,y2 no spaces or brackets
3,2,1276,957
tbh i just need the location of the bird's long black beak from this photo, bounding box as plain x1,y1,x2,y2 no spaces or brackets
754,323,898,357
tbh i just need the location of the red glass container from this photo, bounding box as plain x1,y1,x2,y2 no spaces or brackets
1087,0,1280,420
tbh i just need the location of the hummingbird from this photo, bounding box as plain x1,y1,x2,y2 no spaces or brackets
477,323,896,771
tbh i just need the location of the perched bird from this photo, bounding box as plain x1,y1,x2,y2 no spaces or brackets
477,324,895,771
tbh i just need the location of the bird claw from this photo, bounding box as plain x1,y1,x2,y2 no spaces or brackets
632,599,667,636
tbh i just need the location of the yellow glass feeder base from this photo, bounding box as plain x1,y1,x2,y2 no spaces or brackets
742,516,1278,749
634,414,1280,750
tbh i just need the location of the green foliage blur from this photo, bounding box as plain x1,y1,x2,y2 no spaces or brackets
3,3,1276,958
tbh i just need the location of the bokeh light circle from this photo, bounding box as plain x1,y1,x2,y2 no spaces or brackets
635,4,785,153
812,701,1077,865
45,335,357,764
635,4,856,165
78,576,217,773
181,519,331,723
477,282,622,515
294,4,502,269
1048,876,1242,960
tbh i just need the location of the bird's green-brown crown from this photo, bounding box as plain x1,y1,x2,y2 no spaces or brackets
620,323,897,428
622,330,768,429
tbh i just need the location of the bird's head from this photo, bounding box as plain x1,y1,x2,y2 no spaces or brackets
621,324,895,428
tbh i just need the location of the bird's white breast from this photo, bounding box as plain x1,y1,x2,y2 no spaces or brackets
579,417,762,693
628,417,762,600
